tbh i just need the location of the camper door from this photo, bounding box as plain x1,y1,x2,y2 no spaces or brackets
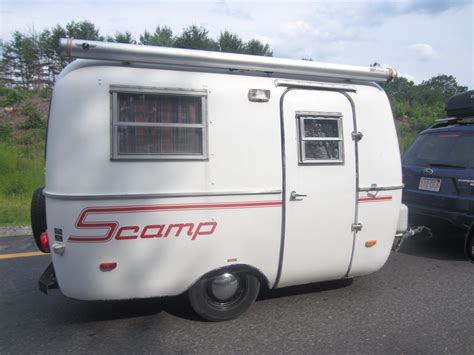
279,89,357,287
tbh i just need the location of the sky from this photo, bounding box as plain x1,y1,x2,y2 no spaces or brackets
1,0,473,88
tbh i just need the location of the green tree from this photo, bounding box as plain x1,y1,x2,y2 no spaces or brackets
243,39,272,56
107,31,135,43
140,26,174,47
1,31,44,89
218,31,243,53
174,25,219,51
383,74,468,150
39,25,68,84
417,74,467,105
383,76,416,103
65,20,103,40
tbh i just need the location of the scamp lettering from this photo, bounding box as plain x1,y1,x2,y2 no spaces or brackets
68,208,217,243
115,222,217,241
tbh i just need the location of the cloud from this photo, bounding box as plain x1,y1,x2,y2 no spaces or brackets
212,0,254,21
271,17,361,61
408,43,437,61
365,0,471,16
355,0,472,26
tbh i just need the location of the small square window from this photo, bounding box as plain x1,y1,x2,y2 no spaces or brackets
297,112,344,164
111,87,208,160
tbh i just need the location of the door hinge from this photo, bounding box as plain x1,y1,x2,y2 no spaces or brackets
351,223,363,232
352,131,363,141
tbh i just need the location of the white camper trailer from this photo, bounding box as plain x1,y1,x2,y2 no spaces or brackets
32,39,408,321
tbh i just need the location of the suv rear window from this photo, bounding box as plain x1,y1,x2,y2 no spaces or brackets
403,131,474,169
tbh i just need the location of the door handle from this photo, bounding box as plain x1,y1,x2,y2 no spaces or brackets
290,190,307,200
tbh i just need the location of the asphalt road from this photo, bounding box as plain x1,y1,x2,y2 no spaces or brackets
0,234,472,354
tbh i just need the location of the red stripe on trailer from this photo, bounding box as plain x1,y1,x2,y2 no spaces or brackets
69,200,282,243
358,196,392,202
81,200,283,215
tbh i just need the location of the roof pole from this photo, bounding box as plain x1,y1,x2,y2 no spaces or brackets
60,38,396,82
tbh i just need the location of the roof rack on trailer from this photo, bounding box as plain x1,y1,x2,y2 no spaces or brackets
430,116,474,129
59,38,397,83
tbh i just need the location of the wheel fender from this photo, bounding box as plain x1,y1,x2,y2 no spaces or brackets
188,264,271,292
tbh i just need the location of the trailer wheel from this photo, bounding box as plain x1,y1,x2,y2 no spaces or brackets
188,271,260,321
31,187,47,251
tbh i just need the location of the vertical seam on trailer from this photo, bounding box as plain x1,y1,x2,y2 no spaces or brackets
339,91,359,278
273,87,291,289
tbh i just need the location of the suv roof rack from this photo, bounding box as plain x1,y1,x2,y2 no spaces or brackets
430,116,474,129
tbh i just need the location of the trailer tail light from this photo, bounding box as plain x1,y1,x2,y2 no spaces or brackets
40,232,50,253
100,262,117,271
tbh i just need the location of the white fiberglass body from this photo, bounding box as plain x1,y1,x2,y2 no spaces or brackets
44,58,403,301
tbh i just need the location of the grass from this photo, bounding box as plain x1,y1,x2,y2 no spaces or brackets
0,86,47,226
0,142,44,226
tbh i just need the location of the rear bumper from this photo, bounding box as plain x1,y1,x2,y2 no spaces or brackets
404,202,474,232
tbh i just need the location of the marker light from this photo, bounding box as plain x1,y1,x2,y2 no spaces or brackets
40,232,50,253
100,262,117,271
365,240,377,248
248,89,270,102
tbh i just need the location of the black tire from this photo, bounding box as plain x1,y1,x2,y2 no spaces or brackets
31,187,47,252
188,271,260,321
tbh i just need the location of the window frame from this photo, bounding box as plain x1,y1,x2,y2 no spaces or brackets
110,85,209,161
296,111,344,165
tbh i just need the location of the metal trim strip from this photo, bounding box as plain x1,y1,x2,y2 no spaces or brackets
42,190,283,200
358,184,404,192
275,79,357,92
109,85,208,95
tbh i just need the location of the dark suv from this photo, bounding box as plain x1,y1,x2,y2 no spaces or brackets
402,90,474,233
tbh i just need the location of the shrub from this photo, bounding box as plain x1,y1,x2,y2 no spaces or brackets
38,87,52,98
19,102,45,129
0,123,13,142
17,132,34,145
0,88,30,107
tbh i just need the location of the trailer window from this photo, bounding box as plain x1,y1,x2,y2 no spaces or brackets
297,113,343,164
111,89,207,160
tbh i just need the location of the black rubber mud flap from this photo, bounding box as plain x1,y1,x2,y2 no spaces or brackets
39,262,58,294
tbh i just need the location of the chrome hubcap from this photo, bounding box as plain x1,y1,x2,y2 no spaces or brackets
210,273,240,301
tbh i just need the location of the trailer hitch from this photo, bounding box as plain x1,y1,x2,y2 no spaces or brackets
392,226,432,252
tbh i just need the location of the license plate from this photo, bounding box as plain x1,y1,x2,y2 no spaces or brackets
419,177,442,192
